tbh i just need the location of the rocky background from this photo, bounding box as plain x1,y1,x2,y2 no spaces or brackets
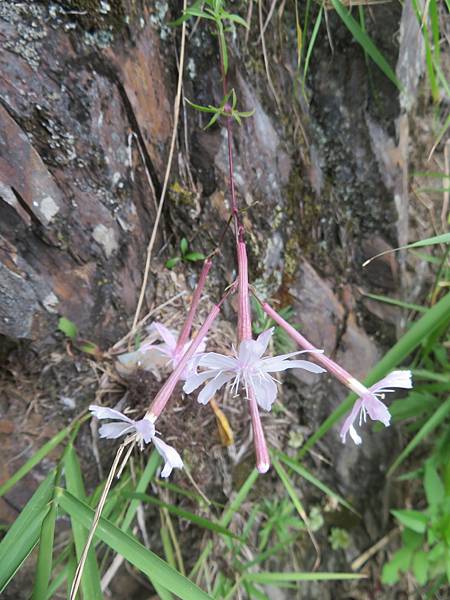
0,0,445,598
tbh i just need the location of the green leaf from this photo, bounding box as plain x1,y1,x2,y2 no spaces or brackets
57,490,213,600
222,11,248,29
121,451,160,533
180,238,189,255
424,462,445,506
412,550,428,585
330,0,401,90
184,99,218,113
165,257,181,269
363,233,450,267
362,292,427,313
184,252,206,262
391,509,429,533
382,547,413,584
64,445,103,600
0,471,55,593
58,316,78,339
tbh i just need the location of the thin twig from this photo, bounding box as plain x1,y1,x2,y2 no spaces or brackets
132,0,188,332
258,0,282,111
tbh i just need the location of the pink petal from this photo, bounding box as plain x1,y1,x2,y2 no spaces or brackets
183,370,216,394
134,417,156,443
363,394,391,427
339,398,363,444
198,352,237,371
253,328,274,357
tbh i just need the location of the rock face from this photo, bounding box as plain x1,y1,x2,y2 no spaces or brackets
0,1,173,344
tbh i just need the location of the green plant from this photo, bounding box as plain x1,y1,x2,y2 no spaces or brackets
165,237,206,269
58,317,100,356
252,298,299,354
382,461,450,587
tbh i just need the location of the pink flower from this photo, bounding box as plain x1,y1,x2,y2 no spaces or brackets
144,323,206,374
340,370,413,445
89,405,183,478
183,328,325,411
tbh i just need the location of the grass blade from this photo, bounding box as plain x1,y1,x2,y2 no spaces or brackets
244,571,366,583
64,444,103,599
387,397,450,476
362,292,428,313
299,291,450,457
124,492,243,541
275,451,357,514
31,501,57,600
0,470,55,592
0,427,71,498
57,489,213,600
330,0,400,89
121,450,160,533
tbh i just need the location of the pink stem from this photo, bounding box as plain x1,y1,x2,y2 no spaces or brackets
147,304,220,420
237,240,270,474
176,257,212,353
261,301,367,393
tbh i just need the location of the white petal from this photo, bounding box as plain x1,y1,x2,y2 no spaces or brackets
363,394,391,427
250,376,278,411
152,437,183,478
197,352,237,371
371,370,413,393
238,339,260,365
260,356,325,374
134,417,156,443
348,425,362,445
197,372,234,405
150,323,178,350
253,328,275,357
183,370,217,394
89,405,134,424
98,422,135,439
339,398,363,444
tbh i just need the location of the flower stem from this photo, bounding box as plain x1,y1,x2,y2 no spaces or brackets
176,257,213,353
260,300,370,397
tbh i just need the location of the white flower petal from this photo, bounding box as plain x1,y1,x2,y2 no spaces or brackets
98,422,135,439
152,437,183,478
134,417,156,443
339,398,363,444
253,328,275,357
89,405,134,424
197,352,237,371
150,323,178,350
197,372,234,405
348,425,362,445
363,394,391,427
371,370,412,393
183,370,217,394
260,356,326,374
251,376,278,411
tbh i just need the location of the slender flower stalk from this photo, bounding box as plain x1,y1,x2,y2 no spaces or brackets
260,299,412,444
175,257,213,353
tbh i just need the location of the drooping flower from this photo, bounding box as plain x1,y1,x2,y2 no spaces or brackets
340,371,413,445
117,322,206,378
183,328,326,411
89,405,183,478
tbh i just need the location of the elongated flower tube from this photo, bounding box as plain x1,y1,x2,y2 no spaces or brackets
89,405,183,477
260,300,413,444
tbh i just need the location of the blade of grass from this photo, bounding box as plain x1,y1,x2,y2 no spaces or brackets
0,470,55,592
64,444,103,600
31,501,57,600
362,293,428,313
299,291,450,457
121,450,160,533
57,489,213,600
189,469,259,578
330,0,401,89
124,492,243,541
244,571,366,583
387,397,450,476
302,3,323,86
362,232,450,267
275,450,357,514
0,425,72,498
